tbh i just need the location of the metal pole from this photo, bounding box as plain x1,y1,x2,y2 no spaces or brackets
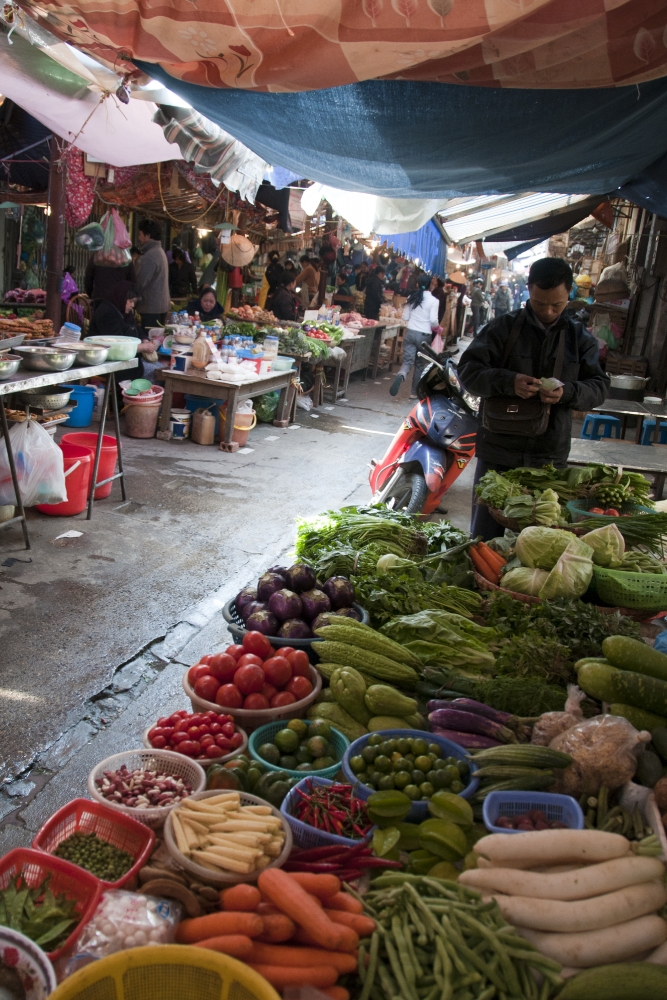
87,375,110,520
45,139,67,329
109,373,126,501
0,398,30,549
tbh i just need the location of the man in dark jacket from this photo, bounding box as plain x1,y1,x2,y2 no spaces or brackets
364,266,386,320
458,257,609,539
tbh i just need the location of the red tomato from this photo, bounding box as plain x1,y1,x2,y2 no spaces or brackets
230,731,244,748
174,718,190,733
199,654,215,665
156,717,170,727
263,656,292,687
242,631,272,659
191,714,206,724
188,663,210,686
216,684,243,709
204,710,218,720
221,721,236,738
287,675,314,701
198,724,211,736
178,740,198,756
206,653,238,684
187,725,201,738
234,664,265,695
277,647,296,659
200,735,215,748
206,744,225,759
219,715,233,725
171,731,189,744
226,644,245,661
286,650,310,677
216,735,232,749
236,653,264,669
209,722,222,735
194,674,221,704
262,682,277,702
147,727,161,742
150,735,167,749
604,508,620,517
243,693,270,711
271,691,296,708
589,507,605,514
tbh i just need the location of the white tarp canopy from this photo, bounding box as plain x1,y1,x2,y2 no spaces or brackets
438,193,592,244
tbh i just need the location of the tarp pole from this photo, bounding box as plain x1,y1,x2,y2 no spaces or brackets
45,139,66,329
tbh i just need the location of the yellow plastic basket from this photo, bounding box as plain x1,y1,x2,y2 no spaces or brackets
49,946,280,1000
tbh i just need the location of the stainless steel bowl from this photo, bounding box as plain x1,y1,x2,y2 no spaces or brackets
49,341,109,365
0,355,21,381
15,387,72,410
609,374,650,390
15,346,77,372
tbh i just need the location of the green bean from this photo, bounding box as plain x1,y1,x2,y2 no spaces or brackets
408,901,429,946
358,932,380,1000
538,980,550,1000
476,988,496,1000
392,915,417,990
440,915,505,993
358,940,367,983
386,933,418,1000
423,985,440,1000
454,973,482,989
403,913,423,980
504,948,561,972
455,911,521,998
435,937,453,1000
377,957,398,999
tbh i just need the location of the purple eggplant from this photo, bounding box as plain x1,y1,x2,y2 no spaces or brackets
300,588,331,622
336,606,362,621
427,698,512,725
268,588,303,622
312,612,339,631
322,575,356,609
245,609,278,635
236,587,258,615
241,600,267,622
278,618,312,639
257,571,287,602
267,565,289,576
431,728,502,750
285,563,317,594
428,708,516,744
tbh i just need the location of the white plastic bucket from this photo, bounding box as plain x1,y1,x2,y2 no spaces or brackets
170,408,192,439
171,343,193,372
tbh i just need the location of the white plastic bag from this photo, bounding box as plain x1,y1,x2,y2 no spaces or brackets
0,419,66,506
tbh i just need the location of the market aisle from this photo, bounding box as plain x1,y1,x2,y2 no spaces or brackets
0,372,476,846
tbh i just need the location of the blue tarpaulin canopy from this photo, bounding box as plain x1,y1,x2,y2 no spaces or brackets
381,221,446,275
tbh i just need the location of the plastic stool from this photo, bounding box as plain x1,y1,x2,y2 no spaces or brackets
581,414,622,440
640,418,667,446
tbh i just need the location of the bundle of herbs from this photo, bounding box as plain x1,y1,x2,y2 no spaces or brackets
0,875,80,951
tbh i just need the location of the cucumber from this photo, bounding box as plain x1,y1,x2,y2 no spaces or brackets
651,726,667,762
610,704,667,732
556,963,667,1000
602,635,667,682
636,750,663,787
577,661,667,717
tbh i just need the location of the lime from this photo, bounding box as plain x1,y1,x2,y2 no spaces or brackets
433,758,448,771
404,784,421,800
428,744,442,758
350,755,366,774
368,734,383,747
397,738,412,755
457,759,470,777
411,769,426,784
307,735,327,758
378,774,396,790
432,770,452,789
364,775,377,788
296,746,312,764
308,720,332,740
420,782,435,798
362,745,378,764
445,756,459,767
368,770,383,787
375,755,392,773
415,755,432,773
443,764,460,783
274,728,299,754
450,780,464,794
259,743,281,766
313,756,335,770
296,762,314,771
280,755,298,770
404,754,416,767
394,771,411,790
380,740,397,755
246,767,263,790
287,719,308,740
394,757,412,773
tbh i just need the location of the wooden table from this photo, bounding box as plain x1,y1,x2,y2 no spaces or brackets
0,358,138,545
568,437,667,499
156,367,293,451
368,323,402,379
322,330,376,401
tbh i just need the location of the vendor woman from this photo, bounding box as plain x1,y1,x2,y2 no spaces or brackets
187,285,224,321
88,281,154,375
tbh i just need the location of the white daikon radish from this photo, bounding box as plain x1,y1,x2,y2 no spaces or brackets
459,856,664,900
492,880,667,932
516,915,667,968
474,829,629,869
647,940,667,965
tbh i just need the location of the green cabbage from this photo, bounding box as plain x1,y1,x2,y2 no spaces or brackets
501,566,550,597
581,523,625,567
515,526,574,569
538,537,594,600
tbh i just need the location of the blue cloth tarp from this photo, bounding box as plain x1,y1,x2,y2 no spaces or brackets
145,67,667,201
382,221,445,275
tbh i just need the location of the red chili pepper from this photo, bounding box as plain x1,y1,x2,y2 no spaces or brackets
291,845,346,862
283,861,344,873
356,857,403,869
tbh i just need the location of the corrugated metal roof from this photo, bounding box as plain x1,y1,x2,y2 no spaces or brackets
439,192,591,243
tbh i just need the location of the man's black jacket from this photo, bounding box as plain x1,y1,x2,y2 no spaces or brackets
458,306,609,467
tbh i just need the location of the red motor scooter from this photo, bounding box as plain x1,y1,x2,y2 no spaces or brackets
369,342,479,515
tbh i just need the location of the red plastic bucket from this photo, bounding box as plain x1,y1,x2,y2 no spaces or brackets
61,432,118,499
36,443,91,516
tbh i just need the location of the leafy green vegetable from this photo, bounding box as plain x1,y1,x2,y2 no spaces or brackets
475,470,525,509
473,677,568,717
0,875,79,951
381,610,498,671
494,632,576,686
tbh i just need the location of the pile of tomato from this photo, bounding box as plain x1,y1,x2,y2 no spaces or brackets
147,710,244,760
186,631,314,712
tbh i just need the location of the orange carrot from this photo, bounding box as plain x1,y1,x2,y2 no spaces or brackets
248,964,338,989
176,912,264,944
193,935,253,958
326,893,363,915
220,885,261,912
322,988,350,1000
247,942,357,973
286,872,341,899
478,541,506,571
469,546,499,585
258,869,344,950
294,924,359,953
256,914,296,943
324,909,376,937
256,902,281,916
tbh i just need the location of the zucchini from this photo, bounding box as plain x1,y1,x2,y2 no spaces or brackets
609,704,667,732
556,963,667,1000
314,640,419,685
474,775,555,798
578,661,667,717
314,623,420,667
470,745,573,769
603,635,667,682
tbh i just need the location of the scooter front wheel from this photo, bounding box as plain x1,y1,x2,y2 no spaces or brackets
384,472,429,514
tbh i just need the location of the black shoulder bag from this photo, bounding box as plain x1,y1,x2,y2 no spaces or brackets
481,313,566,438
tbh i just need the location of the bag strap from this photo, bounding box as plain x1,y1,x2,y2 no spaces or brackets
553,326,566,381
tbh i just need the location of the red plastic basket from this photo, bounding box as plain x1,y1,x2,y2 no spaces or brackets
32,798,155,889
0,848,102,962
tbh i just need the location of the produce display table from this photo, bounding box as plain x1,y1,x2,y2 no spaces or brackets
322,329,376,401
368,322,403,378
591,399,667,444
568,437,667,500
157,367,292,451
0,359,138,547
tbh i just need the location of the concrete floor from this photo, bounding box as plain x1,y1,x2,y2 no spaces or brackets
0,363,476,851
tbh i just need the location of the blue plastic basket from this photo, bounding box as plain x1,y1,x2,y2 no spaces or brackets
341,729,479,822
249,720,349,780
281,776,370,849
482,791,584,835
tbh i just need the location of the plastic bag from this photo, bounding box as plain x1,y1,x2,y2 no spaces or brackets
255,391,279,423
501,566,549,596
296,394,313,411
531,684,586,746
515,526,573,569
581,523,625,567
67,890,181,975
93,210,131,266
0,420,66,506
538,536,594,600
550,714,651,796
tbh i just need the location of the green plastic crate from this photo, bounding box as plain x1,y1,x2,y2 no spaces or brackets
592,564,667,610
